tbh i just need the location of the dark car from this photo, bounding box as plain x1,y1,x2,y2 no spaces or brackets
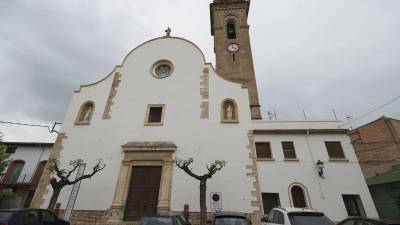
0,208,69,225
138,215,190,225
209,211,251,225
338,217,400,225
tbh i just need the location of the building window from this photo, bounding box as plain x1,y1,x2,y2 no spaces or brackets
5,146,17,154
255,142,273,159
290,185,308,208
75,101,95,125
32,160,47,184
342,194,365,216
282,142,297,160
3,160,25,183
262,193,281,214
145,104,165,125
221,99,239,123
227,21,236,39
325,141,346,159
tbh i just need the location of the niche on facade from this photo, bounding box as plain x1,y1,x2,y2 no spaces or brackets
75,101,95,125
221,99,239,123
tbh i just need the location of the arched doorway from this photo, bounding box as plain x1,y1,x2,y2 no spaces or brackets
289,183,310,208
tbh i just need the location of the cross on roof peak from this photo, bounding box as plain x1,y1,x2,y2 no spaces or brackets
165,27,172,38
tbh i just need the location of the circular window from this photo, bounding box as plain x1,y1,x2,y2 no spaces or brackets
151,60,174,78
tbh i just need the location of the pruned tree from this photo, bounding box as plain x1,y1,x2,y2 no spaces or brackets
175,158,226,225
47,159,106,211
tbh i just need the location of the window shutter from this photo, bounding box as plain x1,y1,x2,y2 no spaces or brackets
282,142,296,159
325,142,345,159
255,143,272,159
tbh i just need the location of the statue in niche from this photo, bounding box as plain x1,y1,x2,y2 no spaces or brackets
84,106,93,122
225,103,234,120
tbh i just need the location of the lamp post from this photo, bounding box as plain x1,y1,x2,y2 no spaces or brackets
316,160,325,178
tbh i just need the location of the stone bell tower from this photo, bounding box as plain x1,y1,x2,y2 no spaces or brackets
210,0,262,120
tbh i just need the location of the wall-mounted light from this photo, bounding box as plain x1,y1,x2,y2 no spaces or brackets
316,160,325,178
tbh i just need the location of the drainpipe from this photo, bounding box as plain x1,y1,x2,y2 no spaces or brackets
305,129,325,199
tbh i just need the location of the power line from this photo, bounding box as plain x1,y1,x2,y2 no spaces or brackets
341,95,400,127
0,120,61,133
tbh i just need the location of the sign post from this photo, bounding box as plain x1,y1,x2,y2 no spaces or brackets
210,192,222,212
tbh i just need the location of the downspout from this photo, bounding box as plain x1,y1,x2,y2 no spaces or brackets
305,129,325,199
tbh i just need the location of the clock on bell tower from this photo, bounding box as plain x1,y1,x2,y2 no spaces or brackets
210,0,262,120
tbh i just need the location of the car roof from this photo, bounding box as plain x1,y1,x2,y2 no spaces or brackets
215,211,247,218
343,217,396,223
274,207,320,213
0,208,35,212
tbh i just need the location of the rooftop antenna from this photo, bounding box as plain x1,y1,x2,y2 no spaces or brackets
267,111,274,120
346,116,354,130
332,109,338,120
302,109,308,120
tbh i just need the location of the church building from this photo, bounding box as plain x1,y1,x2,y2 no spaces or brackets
31,0,378,224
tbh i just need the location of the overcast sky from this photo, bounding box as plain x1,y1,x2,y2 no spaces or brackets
0,0,399,142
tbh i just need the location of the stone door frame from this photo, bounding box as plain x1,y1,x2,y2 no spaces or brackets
107,142,176,224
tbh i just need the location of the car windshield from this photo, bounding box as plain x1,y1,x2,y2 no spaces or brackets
215,217,250,225
0,211,14,221
139,217,174,225
288,212,334,225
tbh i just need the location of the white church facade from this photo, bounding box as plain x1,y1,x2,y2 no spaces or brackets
31,0,378,224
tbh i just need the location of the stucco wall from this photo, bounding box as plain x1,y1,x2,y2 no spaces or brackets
254,133,378,221
41,37,255,213
6,145,51,181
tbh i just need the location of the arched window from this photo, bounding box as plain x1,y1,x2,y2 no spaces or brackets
32,160,47,184
3,160,25,183
227,21,236,39
221,99,239,123
289,184,310,208
76,101,95,124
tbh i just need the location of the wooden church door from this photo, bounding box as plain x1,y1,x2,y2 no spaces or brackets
124,166,162,221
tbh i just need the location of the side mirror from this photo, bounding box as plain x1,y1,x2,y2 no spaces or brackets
261,217,268,223
206,220,212,224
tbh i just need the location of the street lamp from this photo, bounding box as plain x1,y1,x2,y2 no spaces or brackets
316,160,325,178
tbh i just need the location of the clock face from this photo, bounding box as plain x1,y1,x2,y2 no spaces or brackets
155,64,172,78
227,43,239,52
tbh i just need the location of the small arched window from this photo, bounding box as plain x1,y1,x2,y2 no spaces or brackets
3,160,25,183
76,101,95,124
290,185,308,208
221,99,239,123
227,21,236,39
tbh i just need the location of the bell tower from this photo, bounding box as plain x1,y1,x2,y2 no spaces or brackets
210,0,262,120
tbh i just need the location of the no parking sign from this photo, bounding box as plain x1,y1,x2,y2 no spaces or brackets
210,192,222,212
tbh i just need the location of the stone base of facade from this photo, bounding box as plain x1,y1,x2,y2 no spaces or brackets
58,210,108,225
57,210,260,225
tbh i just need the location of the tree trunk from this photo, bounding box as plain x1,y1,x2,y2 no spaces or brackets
48,187,61,211
200,178,207,225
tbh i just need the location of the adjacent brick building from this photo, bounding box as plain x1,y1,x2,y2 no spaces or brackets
349,116,400,178
349,116,400,220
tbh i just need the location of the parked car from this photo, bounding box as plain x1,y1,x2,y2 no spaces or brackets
261,207,334,225
208,211,251,225
338,217,400,225
138,215,190,225
0,208,69,225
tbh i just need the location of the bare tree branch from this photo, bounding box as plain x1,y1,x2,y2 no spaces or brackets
175,157,202,180
68,160,106,185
